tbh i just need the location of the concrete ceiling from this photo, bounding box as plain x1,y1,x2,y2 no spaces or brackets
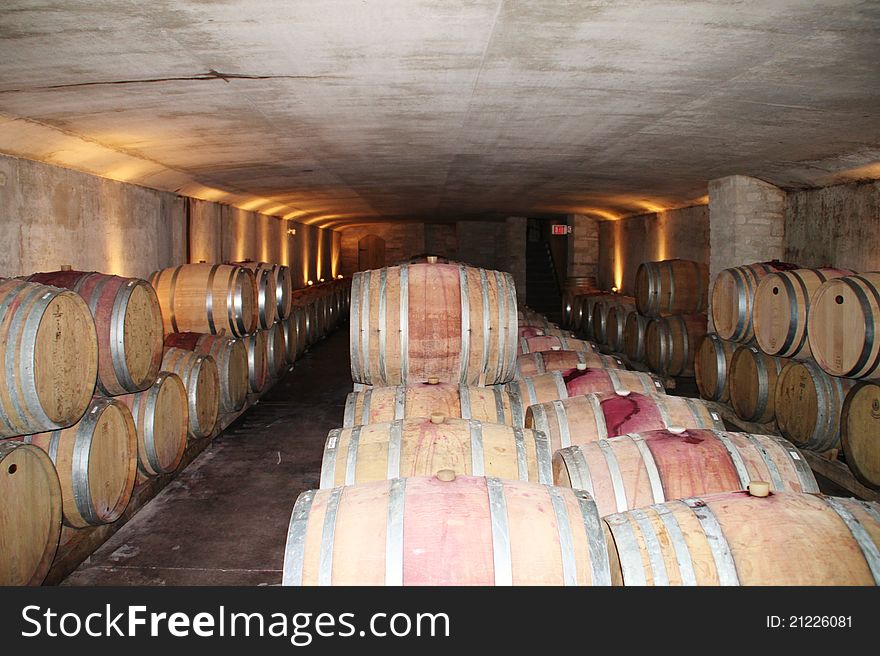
0,0,878,228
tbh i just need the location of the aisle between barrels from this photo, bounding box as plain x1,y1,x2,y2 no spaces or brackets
62,329,352,586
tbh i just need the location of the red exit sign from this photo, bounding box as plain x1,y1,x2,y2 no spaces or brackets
551,224,572,235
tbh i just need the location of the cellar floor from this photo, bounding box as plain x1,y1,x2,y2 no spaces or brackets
62,327,352,586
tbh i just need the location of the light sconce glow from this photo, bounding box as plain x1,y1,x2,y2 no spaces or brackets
611,286,619,293
307,280,314,286
337,274,343,279
319,278,325,283
287,228,296,236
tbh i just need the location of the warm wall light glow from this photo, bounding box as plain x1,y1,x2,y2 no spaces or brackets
611,286,619,293
330,230,341,278
337,274,343,279
316,228,325,281
307,280,314,286
656,212,668,261
613,221,624,292
580,208,622,221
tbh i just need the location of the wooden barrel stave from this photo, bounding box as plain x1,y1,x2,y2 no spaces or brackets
266,323,288,379
164,333,248,413
244,330,269,394
644,314,707,377
507,369,663,407
518,335,594,355
841,381,880,489
623,311,651,362
282,475,620,586
710,261,798,342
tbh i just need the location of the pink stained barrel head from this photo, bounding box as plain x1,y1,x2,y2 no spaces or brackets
563,368,614,395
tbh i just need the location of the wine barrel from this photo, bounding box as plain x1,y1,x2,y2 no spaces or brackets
635,259,708,317
554,429,818,516
0,279,98,438
753,268,853,360
244,330,269,394
149,264,258,337
808,272,880,379
235,262,292,321
623,311,651,363
728,345,788,423
525,391,723,452
605,490,880,585
644,314,708,377
0,441,62,586
569,293,604,335
118,372,188,476
775,360,855,452
285,306,308,359
518,326,573,339
841,382,880,489
518,335,594,355
562,278,597,328
710,261,797,342
604,304,631,352
515,350,624,379
253,267,278,329
320,417,553,488
164,333,248,413
160,348,220,439
343,383,524,428
24,397,137,528
28,271,163,396
282,475,619,586
266,322,288,379
507,369,663,407
591,297,636,346
694,334,737,402
351,264,518,386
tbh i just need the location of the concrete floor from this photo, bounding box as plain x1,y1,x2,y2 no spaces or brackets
63,328,352,586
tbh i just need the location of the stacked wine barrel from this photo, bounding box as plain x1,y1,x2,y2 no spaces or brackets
282,260,880,586
697,263,880,491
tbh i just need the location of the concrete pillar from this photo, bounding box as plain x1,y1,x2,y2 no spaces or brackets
708,175,785,285
505,216,527,300
567,214,599,281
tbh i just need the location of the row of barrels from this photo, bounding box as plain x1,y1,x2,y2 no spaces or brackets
0,266,350,586
282,284,880,585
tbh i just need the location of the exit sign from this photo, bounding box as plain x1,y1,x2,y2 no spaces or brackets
551,224,572,235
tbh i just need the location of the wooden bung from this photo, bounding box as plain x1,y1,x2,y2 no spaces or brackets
748,481,771,497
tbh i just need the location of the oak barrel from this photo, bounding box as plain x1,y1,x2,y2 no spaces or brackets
266,322,288,379
0,278,98,438
515,350,624,379
635,259,708,317
710,261,797,342
0,441,62,586
808,272,880,379
24,397,137,528
351,264,518,386
554,429,818,516
562,278,598,328
841,382,880,489
518,326,573,339
603,304,631,352
775,360,855,453
244,330,269,394
518,335,594,355
623,311,651,362
343,383,524,428
644,313,707,377
525,391,723,452
160,348,220,439
320,417,553,488
235,262,292,321
285,306,308,359
28,271,163,396
149,264,258,337
694,333,737,402
591,296,636,346
282,475,619,586
605,491,880,585
753,268,853,360
164,333,248,413
117,372,188,476
728,345,788,423
507,369,663,408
